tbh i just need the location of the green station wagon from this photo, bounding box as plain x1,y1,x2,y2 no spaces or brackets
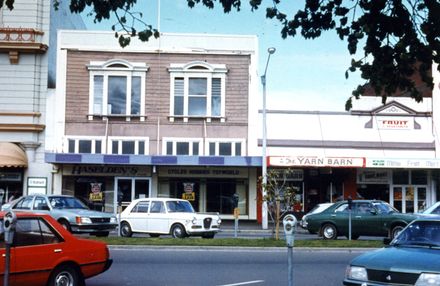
304,200,418,240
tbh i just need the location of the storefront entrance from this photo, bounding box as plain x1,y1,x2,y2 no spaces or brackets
115,177,150,209
392,186,427,213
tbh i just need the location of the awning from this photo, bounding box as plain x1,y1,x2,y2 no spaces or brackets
0,142,28,168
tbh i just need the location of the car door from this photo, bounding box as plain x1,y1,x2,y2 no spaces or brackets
330,203,350,235
147,201,169,233
352,202,382,236
128,200,150,233
12,217,63,286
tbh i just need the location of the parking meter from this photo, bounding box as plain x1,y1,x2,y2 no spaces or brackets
283,214,297,248
4,211,16,286
4,211,17,245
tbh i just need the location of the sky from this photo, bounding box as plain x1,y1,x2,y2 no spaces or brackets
81,0,364,111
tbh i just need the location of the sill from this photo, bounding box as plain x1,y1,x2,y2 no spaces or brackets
87,114,146,122
168,115,225,123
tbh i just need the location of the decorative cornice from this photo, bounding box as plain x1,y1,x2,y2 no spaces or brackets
0,124,45,132
0,28,48,64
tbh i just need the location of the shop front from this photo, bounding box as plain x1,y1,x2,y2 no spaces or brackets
61,165,152,213
157,167,252,219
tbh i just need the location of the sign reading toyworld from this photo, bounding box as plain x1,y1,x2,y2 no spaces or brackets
268,156,365,167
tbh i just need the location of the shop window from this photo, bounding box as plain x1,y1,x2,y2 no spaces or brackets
67,138,102,154
393,170,409,184
163,138,201,155
207,140,244,156
109,137,149,155
411,170,427,185
168,62,226,121
206,179,248,215
87,59,148,119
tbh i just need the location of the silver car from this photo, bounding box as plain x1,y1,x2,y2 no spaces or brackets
2,194,117,237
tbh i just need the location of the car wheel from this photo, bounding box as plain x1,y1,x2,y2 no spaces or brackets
171,224,187,238
59,220,71,232
48,264,82,286
94,231,109,237
202,233,215,239
149,233,160,238
391,225,405,239
120,222,133,237
321,223,338,240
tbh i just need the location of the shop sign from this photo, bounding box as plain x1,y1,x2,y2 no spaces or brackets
377,117,412,130
161,167,247,178
0,172,21,182
269,156,365,168
357,170,390,184
182,192,195,201
182,182,195,201
65,165,150,176
27,177,47,195
367,158,440,169
89,183,103,202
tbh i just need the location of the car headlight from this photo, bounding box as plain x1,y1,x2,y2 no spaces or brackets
415,273,440,286
345,266,368,281
110,217,117,223
217,218,222,225
192,217,197,224
76,217,92,224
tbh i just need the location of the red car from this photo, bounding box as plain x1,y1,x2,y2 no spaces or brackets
0,211,112,286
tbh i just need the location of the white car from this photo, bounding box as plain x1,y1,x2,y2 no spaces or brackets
119,198,222,238
421,201,440,215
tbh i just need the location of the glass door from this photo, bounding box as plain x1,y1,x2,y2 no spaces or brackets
115,177,150,210
392,186,426,213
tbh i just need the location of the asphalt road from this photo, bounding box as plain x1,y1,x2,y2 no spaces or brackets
87,247,367,286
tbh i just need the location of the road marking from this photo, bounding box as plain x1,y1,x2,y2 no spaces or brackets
217,280,265,286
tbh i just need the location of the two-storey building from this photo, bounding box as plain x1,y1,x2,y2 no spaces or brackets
45,31,261,220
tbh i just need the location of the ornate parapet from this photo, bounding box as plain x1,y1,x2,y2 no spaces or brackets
0,27,48,64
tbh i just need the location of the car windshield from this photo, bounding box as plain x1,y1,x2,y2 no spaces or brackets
166,201,195,213
49,196,88,210
392,220,440,248
422,203,440,214
373,202,397,214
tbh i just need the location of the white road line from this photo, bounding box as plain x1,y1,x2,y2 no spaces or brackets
217,280,265,286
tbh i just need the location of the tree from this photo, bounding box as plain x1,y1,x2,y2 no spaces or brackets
2,0,439,107
259,168,298,240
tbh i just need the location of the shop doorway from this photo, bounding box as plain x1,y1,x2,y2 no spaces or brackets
115,177,150,210
392,186,427,213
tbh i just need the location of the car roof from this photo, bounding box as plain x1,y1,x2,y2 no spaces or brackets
131,197,189,203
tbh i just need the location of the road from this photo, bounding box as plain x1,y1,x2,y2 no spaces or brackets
87,247,367,286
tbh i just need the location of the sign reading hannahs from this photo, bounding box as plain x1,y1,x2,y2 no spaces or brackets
269,156,365,167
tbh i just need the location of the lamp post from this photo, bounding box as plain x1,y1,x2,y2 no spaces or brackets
261,47,276,230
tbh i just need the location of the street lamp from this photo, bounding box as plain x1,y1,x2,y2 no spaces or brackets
261,47,276,230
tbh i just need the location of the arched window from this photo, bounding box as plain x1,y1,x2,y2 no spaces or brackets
87,59,149,120
168,61,227,122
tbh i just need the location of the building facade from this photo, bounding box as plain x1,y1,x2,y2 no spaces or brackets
261,93,440,215
45,31,261,219
0,1,84,203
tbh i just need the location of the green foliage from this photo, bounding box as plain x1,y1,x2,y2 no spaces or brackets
2,0,439,106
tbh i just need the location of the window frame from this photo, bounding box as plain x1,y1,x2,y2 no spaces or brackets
162,138,202,155
108,136,149,155
65,136,103,154
205,139,245,156
87,59,148,121
168,61,227,122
